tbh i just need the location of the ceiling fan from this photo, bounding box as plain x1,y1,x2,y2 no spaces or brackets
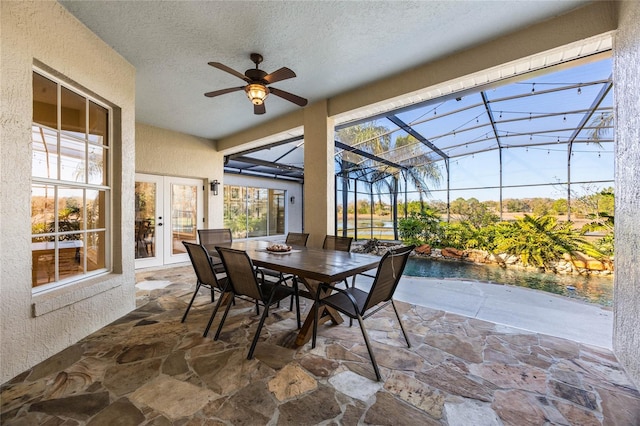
204,53,308,115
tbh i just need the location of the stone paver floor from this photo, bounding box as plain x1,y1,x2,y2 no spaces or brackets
2,265,639,425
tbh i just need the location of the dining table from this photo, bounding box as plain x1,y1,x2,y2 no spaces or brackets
209,239,381,346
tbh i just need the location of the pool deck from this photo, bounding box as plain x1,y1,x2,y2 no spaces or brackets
356,275,614,349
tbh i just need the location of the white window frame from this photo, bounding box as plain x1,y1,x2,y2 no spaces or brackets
31,67,112,294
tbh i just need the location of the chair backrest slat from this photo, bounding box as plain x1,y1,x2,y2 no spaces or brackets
285,232,309,246
198,228,232,252
216,247,263,300
323,235,353,252
183,242,223,290
363,245,414,313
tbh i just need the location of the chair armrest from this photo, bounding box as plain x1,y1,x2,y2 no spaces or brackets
315,283,359,313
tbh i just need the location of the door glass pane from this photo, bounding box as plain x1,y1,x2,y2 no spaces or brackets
269,189,285,235
171,184,197,254
135,182,157,259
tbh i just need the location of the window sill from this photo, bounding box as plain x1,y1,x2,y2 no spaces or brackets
31,273,121,317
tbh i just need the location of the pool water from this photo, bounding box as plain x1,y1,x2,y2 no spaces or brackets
404,257,614,306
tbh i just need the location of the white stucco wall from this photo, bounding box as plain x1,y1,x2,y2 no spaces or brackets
135,123,224,227
223,174,304,237
613,0,640,388
0,1,136,384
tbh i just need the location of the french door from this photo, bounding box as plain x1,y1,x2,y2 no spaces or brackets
135,174,203,268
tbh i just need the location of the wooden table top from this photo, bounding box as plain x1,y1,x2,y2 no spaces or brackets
212,240,380,283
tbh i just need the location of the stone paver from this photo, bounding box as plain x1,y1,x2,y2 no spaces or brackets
0,265,637,425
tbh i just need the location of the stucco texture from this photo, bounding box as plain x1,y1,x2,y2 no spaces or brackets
0,1,136,383
135,123,224,227
613,0,640,388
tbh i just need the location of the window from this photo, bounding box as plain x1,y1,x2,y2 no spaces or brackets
223,185,285,239
31,71,110,290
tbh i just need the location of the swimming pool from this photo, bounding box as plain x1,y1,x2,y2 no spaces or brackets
404,257,614,306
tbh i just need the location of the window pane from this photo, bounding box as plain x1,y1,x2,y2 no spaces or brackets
58,235,84,281
32,126,59,179
87,147,106,185
60,134,86,183
224,186,248,239
31,184,55,235
86,231,106,271
33,73,57,128
32,236,55,287
89,101,108,145
32,70,111,290
59,188,84,232
247,188,268,238
61,86,86,137
86,190,106,230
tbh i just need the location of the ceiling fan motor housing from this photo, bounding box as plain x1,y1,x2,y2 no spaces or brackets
245,68,268,82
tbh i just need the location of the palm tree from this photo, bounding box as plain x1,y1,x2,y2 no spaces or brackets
588,111,613,144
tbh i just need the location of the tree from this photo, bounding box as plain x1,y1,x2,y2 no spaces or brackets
398,209,442,246
551,199,568,215
588,111,613,143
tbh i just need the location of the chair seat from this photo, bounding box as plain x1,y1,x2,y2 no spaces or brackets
260,280,297,302
321,287,369,318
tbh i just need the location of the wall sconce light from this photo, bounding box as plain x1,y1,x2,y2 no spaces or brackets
290,196,295,204
210,179,220,196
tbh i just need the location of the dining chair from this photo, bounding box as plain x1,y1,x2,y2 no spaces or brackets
260,232,310,309
207,246,301,359
285,232,310,246
323,235,354,287
322,235,353,252
181,242,229,323
197,228,232,272
312,245,415,381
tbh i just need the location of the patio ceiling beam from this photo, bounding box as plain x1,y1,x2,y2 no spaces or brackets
231,155,305,173
568,78,613,147
386,115,449,161
566,76,612,221
223,168,304,182
335,140,407,171
226,135,304,159
481,90,504,218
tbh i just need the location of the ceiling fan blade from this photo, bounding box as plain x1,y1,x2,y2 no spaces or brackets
263,67,296,84
208,62,251,82
204,86,245,97
269,87,308,107
254,103,266,115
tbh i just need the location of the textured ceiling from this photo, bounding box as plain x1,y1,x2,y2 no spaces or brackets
59,0,588,141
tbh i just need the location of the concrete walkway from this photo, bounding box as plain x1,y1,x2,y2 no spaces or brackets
386,276,614,349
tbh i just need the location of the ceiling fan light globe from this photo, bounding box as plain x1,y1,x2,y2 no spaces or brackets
245,83,269,105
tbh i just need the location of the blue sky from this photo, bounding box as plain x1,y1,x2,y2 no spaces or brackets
339,57,614,204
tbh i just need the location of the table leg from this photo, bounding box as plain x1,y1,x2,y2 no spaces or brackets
294,277,344,346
